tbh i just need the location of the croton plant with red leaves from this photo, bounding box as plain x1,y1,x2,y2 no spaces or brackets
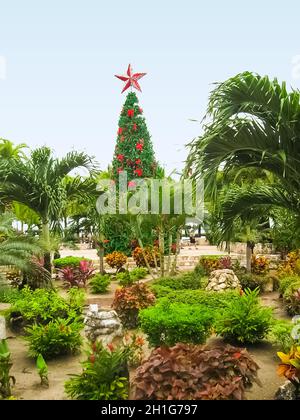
134,344,261,400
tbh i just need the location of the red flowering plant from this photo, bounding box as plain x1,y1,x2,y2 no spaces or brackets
58,260,95,288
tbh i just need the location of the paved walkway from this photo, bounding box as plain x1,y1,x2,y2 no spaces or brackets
60,245,228,260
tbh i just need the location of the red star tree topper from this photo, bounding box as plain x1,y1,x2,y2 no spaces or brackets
115,64,147,94
112,65,157,182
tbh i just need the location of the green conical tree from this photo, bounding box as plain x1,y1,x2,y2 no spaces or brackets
112,92,157,182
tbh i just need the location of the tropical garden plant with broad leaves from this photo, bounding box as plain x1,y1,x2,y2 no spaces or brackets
187,72,300,243
0,146,96,276
134,344,261,400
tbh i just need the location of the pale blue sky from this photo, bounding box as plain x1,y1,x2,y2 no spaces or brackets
0,0,299,172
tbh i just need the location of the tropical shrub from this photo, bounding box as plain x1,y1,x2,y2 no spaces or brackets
239,273,268,292
105,251,127,273
58,260,95,288
251,255,270,275
277,346,300,392
116,271,133,286
8,287,84,328
134,343,260,400
112,283,156,329
163,289,240,312
130,267,148,281
279,276,300,295
0,287,21,304
90,274,111,294
65,341,130,400
215,289,273,344
269,320,295,353
278,250,300,277
139,300,213,347
198,256,221,274
132,246,160,268
25,317,83,359
284,288,300,316
153,272,202,292
53,256,92,269
219,256,233,269
0,339,15,399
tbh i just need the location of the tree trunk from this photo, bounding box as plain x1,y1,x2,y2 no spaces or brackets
159,224,165,278
99,247,105,275
246,241,252,273
42,221,52,274
171,230,181,275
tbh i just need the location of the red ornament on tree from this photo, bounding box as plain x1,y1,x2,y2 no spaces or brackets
134,168,143,177
136,143,143,151
135,158,141,165
127,109,134,118
117,154,124,162
133,124,138,132
115,64,147,94
139,107,143,114
118,127,124,136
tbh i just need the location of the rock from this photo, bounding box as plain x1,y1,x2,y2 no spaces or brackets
0,316,6,340
275,381,298,400
206,269,241,293
84,306,123,344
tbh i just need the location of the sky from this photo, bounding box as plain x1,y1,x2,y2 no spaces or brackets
0,0,300,173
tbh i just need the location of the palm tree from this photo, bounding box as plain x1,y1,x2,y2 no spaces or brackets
0,139,27,160
0,213,50,286
187,72,300,247
0,147,96,273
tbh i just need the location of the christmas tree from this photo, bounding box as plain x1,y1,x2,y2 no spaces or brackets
112,65,157,182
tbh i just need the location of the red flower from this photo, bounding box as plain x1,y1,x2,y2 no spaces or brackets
135,159,141,165
117,154,124,162
128,181,136,188
136,143,143,151
134,168,143,177
133,123,138,131
118,127,123,136
127,109,134,118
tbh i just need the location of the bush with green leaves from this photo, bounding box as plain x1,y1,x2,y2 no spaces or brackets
279,276,300,295
268,320,295,353
163,289,240,312
116,268,148,287
215,289,273,344
239,273,268,292
53,256,91,269
139,300,213,347
0,287,21,304
90,274,111,294
153,272,203,292
65,341,130,400
25,317,83,359
8,287,85,328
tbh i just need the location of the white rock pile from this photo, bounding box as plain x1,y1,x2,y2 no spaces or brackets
206,269,241,292
84,305,123,345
